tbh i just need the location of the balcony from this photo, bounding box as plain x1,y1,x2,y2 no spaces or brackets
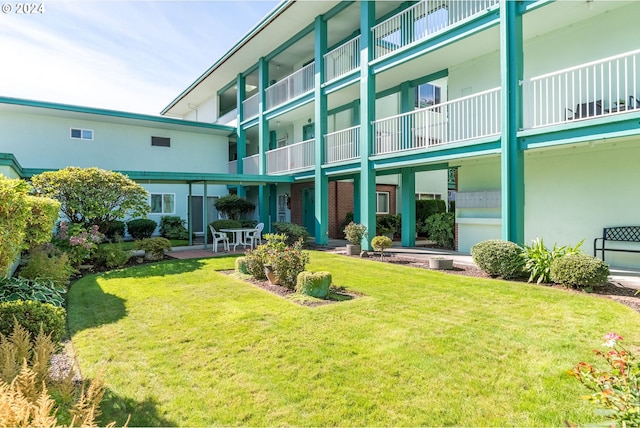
242,154,260,175
242,93,259,121
372,0,499,60
227,160,237,174
324,126,360,165
324,36,360,83
372,88,501,155
522,49,640,129
265,62,315,111
266,139,315,174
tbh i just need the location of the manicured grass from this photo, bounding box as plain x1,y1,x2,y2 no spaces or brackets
100,239,189,251
67,252,640,426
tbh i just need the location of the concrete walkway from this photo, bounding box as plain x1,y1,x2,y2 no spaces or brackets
166,239,640,289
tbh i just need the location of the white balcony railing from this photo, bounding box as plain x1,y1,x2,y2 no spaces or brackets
242,154,260,175
227,160,238,174
266,139,315,174
372,87,501,155
372,0,499,60
242,93,259,121
522,49,640,129
265,62,315,110
324,36,360,83
324,126,360,164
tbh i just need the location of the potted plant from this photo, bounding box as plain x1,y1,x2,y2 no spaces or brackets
343,222,367,256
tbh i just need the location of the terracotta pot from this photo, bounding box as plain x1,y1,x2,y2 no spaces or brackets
264,264,279,285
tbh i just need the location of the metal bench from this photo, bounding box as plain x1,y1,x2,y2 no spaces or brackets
593,226,640,261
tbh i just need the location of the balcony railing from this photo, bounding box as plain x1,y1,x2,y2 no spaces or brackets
227,160,237,174
324,36,360,83
242,154,260,175
522,49,640,129
372,0,499,60
324,126,360,164
265,62,315,110
266,139,315,174
372,87,501,155
242,93,259,121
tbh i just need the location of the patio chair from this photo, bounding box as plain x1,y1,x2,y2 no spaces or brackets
244,222,264,250
209,225,229,253
565,100,603,120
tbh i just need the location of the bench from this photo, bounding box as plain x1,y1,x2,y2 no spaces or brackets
593,226,640,261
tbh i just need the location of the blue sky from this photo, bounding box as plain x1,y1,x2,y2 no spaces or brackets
0,0,278,115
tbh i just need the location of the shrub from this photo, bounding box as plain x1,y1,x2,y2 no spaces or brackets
343,222,367,246
214,195,255,220
246,234,310,289
133,237,171,261
0,300,66,344
240,219,258,229
0,276,66,308
235,257,249,275
24,195,60,249
52,222,104,267
296,271,331,299
127,218,157,240
423,212,455,248
371,235,393,260
377,214,401,237
272,222,310,246
570,333,640,426
471,239,524,279
339,212,354,238
416,199,446,224
522,238,584,284
105,220,126,241
0,175,31,276
550,253,610,288
93,243,132,269
159,216,189,240
243,250,267,280
209,219,242,241
19,246,74,288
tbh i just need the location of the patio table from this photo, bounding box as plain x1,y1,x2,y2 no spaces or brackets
220,228,257,251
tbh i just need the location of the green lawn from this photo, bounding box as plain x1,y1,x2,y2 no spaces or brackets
67,252,640,426
100,239,189,251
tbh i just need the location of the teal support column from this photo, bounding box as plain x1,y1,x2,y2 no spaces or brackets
258,57,270,224
353,175,360,224
314,15,329,245
401,170,416,247
259,185,271,230
187,182,193,246
359,0,377,250
236,73,247,199
203,183,208,249
269,184,277,233
500,0,524,245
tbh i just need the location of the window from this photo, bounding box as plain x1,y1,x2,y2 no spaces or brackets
416,193,442,200
70,128,93,140
415,83,441,109
150,193,175,214
151,136,171,147
376,192,390,214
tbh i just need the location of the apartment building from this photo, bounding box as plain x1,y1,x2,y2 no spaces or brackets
2,1,640,268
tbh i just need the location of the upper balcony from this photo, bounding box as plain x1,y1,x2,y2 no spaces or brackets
265,62,316,111
324,36,360,84
372,0,499,61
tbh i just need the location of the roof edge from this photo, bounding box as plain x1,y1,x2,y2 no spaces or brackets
0,96,236,133
160,0,293,116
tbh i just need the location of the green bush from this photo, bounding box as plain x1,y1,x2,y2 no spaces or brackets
371,235,393,260
550,253,610,289
471,239,524,279
416,199,446,225
214,195,255,220
423,212,455,248
235,257,249,275
339,212,354,238
296,271,331,299
240,219,258,228
0,276,66,308
377,214,401,237
0,176,31,276
209,219,242,241
243,250,267,280
105,220,126,241
19,246,74,288
127,218,157,240
93,243,132,269
343,222,367,246
24,195,60,249
159,216,189,240
522,238,584,284
0,300,66,344
133,237,171,260
245,234,310,289
272,222,310,246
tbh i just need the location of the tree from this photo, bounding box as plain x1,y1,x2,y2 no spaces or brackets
214,194,255,220
31,167,149,233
